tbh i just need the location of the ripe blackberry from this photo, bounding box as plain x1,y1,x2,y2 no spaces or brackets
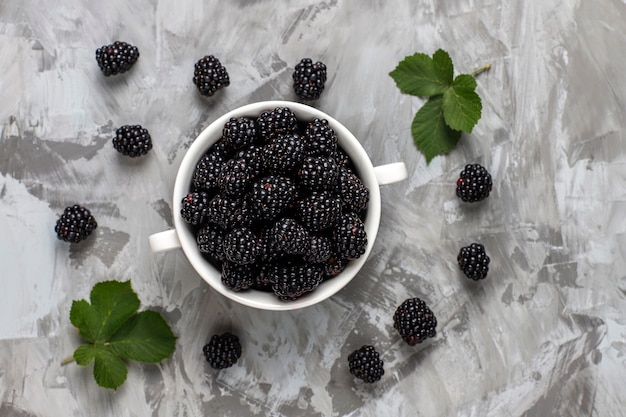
223,227,259,265
304,118,337,156
268,261,324,300
262,133,306,175
192,150,225,191
248,176,297,222
329,147,350,168
54,204,97,243
221,261,255,291
112,125,152,157
256,107,298,143
337,166,369,213
193,55,230,96
211,137,236,160
456,163,493,202
222,117,257,150
203,333,242,370
295,190,342,232
257,226,282,264
333,212,367,260
197,223,226,261
270,218,310,255
393,297,437,346
324,253,349,277
217,158,255,196
297,156,338,191
293,58,327,100
207,194,252,230
457,243,490,280
304,235,332,263
235,144,264,176
180,192,211,225
95,41,139,76
347,345,384,383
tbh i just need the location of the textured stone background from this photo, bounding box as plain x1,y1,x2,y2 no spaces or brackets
1,0,625,416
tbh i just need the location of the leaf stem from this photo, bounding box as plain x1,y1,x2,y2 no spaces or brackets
470,63,492,77
61,356,76,366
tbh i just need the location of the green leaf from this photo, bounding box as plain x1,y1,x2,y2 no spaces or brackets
90,280,140,341
93,347,128,390
109,311,177,364
442,74,482,132
432,49,454,85
74,344,97,366
411,96,462,163
70,300,98,343
389,52,452,97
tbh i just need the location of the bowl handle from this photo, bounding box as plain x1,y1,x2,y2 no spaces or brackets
149,229,181,253
373,162,408,185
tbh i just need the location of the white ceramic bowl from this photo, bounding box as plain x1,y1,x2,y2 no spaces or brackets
149,101,407,310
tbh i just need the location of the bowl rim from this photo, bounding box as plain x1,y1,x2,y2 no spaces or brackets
172,100,381,311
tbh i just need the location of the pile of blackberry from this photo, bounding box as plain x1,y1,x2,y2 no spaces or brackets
181,107,370,301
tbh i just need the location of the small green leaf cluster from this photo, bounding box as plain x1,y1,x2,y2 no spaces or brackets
389,49,486,163
69,280,177,390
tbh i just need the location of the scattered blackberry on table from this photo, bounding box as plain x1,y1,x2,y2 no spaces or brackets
268,261,324,300
217,158,255,196
222,117,257,150
293,58,327,100
297,155,338,191
223,227,259,265
333,212,367,260
203,333,242,370
95,41,139,76
235,145,264,176
337,166,369,212
347,345,384,383
112,125,152,157
181,192,211,225
270,218,310,255
247,175,298,222
304,235,332,264
456,163,493,202
192,151,225,191
295,190,342,232
262,133,306,175
393,297,437,346
207,194,252,230
221,261,255,291
457,243,490,280
304,118,338,156
193,55,230,96
256,107,298,143
197,224,226,261
54,204,97,243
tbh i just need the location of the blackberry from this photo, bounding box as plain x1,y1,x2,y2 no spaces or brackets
337,166,369,212
268,261,324,300
256,107,298,143
324,253,349,277
254,263,274,292
297,156,338,191
203,333,242,370
248,176,297,222
54,204,97,243
221,261,255,291
207,194,252,230
257,226,282,264
197,223,226,261
304,235,332,263
329,147,350,168
295,190,342,232
235,144,264,176
192,150,225,191
457,243,490,280
347,345,384,383
456,163,493,202
217,158,255,196
270,218,310,255
112,125,152,157
262,133,306,175
393,297,437,346
333,212,367,260
304,118,338,156
181,192,211,225
223,227,259,265
293,58,327,100
222,117,257,150
211,137,236,160
193,55,230,96
95,41,139,76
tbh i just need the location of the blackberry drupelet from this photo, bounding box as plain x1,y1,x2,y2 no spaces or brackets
347,345,384,383
180,192,211,225
297,155,339,191
268,261,324,300
223,227,259,265
337,166,369,212
304,235,332,264
295,190,342,232
197,223,226,261
203,333,242,370
457,243,490,280
456,163,493,202
192,150,225,191
304,118,338,156
207,193,252,230
113,125,152,157
256,107,298,143
95,41,139,76
217,158,255,196
221,261,255,291
270,218,310,255
393,297,437,346
293,58,327,100
262,133,306,175
193,55,230,96
248,176,298,222
54,204,97,243
333,212,367,260
222,117,257,150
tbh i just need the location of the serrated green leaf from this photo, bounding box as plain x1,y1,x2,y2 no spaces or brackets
89,280,140,341
432,49,454,85
411,96,462,163
70,300,98,343
442,74,482,132
109,311,177,364
74,344,97,366
389,52,451,97
93,347,128,390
